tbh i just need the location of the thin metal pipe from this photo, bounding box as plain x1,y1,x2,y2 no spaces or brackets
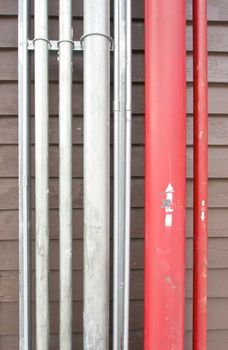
193,0,208,349
144,0,186,348
123,0,132,348
113,0,120,346
117,7,126,344
113,0,125,347
18,0,31,348
59,0,73,349
83,0,110,348
113,0,131,348
34,0,49,348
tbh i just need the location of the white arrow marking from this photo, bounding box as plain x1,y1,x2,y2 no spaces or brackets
166,183,174,193
201,199,206,222
164,183,174,227
165,214,172,227
201,212,205,221
167,192,173,202
166,183,174,202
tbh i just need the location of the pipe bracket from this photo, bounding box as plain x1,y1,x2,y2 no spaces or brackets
32,37,52,47
57,39,78,49
28,40,83,52
80,33,114,50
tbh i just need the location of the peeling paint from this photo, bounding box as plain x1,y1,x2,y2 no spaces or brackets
200,296,207,313
165,276,176,289
83,311,103,349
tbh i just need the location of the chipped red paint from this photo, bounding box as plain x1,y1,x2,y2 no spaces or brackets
193,0,208,349
144,1,186,349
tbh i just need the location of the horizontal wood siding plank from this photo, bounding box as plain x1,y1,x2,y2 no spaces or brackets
0,145,228,178
1,330,228,350
0,238,228,271
132,53,228,83
129,299,228,332
130,178,228,209
131,53,228,83
1,269,228,303
0,178,228,209
1,0,228,21
132,24,228,53
2,18,228,53
0,298,228,335
0,207,228,241
131,23,228,52
130,238,228,270
185,330,228,350
187,0,228,21
0,84,228,115
0,333,142,350
1,116,228,146
2,51,228,84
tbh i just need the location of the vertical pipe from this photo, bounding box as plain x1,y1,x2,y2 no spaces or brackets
113,0,131,348
123,0,132,348
193,1,208,349
113,0,120,346
83,0,110,348
117,0,126,345
113,0,126,346
59,0,73,349
34,0,49,348
18,0,31,348
144,1,186,349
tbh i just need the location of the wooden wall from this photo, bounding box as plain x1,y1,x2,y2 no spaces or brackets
0,0,228,348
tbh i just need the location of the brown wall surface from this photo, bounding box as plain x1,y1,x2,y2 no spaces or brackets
0,0,228,349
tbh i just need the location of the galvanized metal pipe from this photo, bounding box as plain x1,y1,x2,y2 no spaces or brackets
113,0,120,346
123,1,132,348
193,0,208,349
113,0,124,347
113,0,132,348
83,0,110,348
18,0,31,348
59,0,73,349
34,0,49,348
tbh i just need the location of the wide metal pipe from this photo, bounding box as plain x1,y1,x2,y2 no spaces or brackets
83,0,110,348
18,0,31,348
59,0,73,349
34,0,49,348
193,0,208,349
144,1,186,349
113,0,132,347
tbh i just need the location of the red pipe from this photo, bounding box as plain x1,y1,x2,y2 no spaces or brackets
144,1,186,349
193,1,208,349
